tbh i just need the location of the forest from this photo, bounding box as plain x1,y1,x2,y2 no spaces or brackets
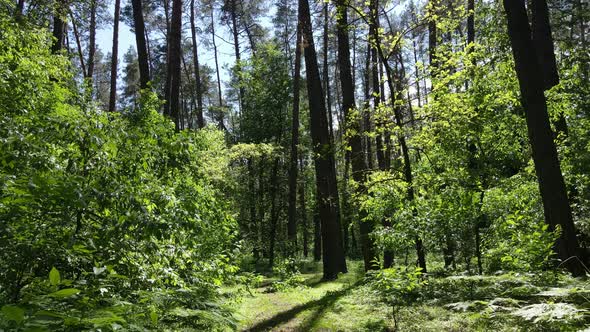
0,0,589,330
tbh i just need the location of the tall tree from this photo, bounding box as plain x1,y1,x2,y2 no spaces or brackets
299,0,347,280
51,1,66,54
287,16,303,251
131,0,150,89
167,0,182,129
334,0,375,271
502,0,586,276
108,0,121,113
86,0,97,81
190,0,204,128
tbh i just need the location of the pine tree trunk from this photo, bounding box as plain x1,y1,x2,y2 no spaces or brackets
335,0,375,271
131,0,150,89
299,0,347,279
287,16,303,251
87,0,96,81
190,0,204,128
108,0,121,113
51,3,66,54
503,0,586,276
167,0,182,129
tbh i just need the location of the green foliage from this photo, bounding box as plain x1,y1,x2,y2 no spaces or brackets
368,266,426,307
482,175,558,271
267,258,306,293
0,11,237,330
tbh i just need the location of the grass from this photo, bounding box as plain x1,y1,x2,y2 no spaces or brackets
227,260,590,331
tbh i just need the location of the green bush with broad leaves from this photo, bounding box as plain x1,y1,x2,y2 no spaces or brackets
0,8,237,331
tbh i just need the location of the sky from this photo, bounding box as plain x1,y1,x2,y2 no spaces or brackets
94,3,246,91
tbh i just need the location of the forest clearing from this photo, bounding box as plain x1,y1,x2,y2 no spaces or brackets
1,0,589,330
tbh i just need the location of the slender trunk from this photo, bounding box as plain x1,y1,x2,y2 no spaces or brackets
428,0,437,86
313,207,321,261
372,13,427,273
51,4,65,54
268,158,280,268
364,42,374,170
503,0,585,276
87,0,96,81
167,0,182,129
300,0,347,279
211,9,225,130
323,3,334,142
412,40,422,107
190,0,205,128
16,0,25,17
299,163,309,258
131,0,150,89
108,0,121,113
230,0,245,126
335,0,374,271
287,16,303,251
69,14,87,77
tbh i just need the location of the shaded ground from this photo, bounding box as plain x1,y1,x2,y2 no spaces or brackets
229,261,590,331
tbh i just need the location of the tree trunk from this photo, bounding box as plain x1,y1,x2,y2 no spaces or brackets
131,0,150,89
86,0,96,81
268,158,280,268
229,0,245,127
335,0,375,271
503,0,586,276
372,13,428,273
299,0,347,279
165,0,182,129
16,0,25,17
313,207,322,261
287,15,303,251
323,3,334,142
51,3,66,54
190,0,205,128
300,157,309,258
211,9,226,130
108,0,121,113
69,14,87,77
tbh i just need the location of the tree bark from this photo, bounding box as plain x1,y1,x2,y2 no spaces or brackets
503,0,586,276
190,0,204,128
323,3,334,142
211,9,226,130
131,0,150,89
299,0,347,279
167,0,182,129
86,0,96,81
335,0,375,271
108,0,121,113
51,3,66,54
287,15,303,251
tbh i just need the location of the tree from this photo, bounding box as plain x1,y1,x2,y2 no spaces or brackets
131,0,150,89
190,0,204,128
166,0,182,129
299,0,347,280
334,0,375,271
86,0,97,82
287,13,302,252
108,0,121,113
502,0,586,276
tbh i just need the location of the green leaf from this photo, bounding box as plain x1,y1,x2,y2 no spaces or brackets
49,288,81,298
49,267,60,286
150,309,158,325
2,305,25,323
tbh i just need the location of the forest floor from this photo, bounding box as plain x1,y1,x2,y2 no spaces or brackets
228,261,590,332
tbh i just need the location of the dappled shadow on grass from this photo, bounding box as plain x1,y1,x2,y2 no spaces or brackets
246,281,361,332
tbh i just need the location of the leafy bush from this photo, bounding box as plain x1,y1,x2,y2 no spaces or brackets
0,11,237,330
266,258,305,293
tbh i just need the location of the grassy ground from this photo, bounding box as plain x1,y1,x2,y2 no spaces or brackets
228,261,590,332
